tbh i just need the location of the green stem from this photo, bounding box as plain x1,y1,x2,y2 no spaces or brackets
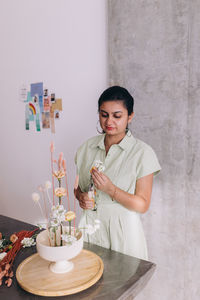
58,179,62,205
69,221,71,235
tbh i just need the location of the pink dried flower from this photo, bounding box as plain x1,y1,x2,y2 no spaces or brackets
10,234,18,243
62,159,66,171
55,187,66,197
50,142,54,153
9,271,13,278
58,152,63,170
5,278,12,287
5,264,10,271
53,170,65,179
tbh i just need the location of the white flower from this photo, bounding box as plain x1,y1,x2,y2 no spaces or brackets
94,224,100,230
55,187,66,197
61,234,77,243
65,211,76,221
21,237,36,248
84,224,96,235
50,205,66,224
32,192,40,203
0,239,4,248
45,181,52,189
94,219,100,224
94,219,100,230
57,205,64,212
0,252,7,261
94,160,105,172
50,219,59,227
79,220,100,235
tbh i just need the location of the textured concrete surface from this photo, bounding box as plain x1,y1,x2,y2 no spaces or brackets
108,0,200,299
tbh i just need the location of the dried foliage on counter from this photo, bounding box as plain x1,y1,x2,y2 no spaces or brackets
0,229,38,287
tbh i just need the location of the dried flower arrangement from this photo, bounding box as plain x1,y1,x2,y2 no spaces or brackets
0,144,102,287
32,142,100,247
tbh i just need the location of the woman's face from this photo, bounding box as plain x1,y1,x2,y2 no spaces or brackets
99,101,134,137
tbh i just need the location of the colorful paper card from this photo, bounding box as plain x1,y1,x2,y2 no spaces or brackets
51,99,62,112
39,95,43,113
44,96,51,112
31,82,43,97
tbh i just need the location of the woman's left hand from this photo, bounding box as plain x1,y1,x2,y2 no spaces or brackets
91,168,114,195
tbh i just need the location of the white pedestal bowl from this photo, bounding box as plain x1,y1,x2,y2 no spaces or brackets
36,229,83,274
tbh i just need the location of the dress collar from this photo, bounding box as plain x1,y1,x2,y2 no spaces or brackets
91,130,136,151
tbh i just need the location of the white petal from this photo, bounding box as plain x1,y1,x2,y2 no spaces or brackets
45,180,52,189
32,192,40,202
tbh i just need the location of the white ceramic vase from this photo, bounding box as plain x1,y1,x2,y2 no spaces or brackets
36,229,83,274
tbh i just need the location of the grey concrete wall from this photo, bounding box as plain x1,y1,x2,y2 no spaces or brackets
108,1,200,299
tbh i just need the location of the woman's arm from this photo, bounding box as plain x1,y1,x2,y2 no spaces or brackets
91,168,153,213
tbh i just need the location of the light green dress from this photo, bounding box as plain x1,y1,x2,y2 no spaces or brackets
75,131,161,260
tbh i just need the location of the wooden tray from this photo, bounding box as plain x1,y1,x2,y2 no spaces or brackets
16,249,104,297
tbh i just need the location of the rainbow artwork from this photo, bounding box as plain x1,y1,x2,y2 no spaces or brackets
23,82,63,133
29,103,36,115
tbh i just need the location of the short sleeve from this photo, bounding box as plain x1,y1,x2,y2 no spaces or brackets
74,151,79,175
74,151,77,165
136,146,161,179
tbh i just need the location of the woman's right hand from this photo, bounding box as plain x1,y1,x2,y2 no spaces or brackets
74,186,94,210
78,192,94,210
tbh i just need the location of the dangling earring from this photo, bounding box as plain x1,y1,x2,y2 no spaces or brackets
126,124,132,137
96,120,104,134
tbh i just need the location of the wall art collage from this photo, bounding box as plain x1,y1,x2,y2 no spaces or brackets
20,82,62,133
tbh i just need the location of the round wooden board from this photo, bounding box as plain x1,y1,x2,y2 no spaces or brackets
16,249,104,297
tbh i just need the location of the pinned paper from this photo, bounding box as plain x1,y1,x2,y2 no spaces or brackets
39,95,43,113
44,89,48,97
44,96,50,112
51,99,62,112
42,112,50,128
55,110,60,119
50,107,55,134
51,93,55,103
19,84,28,102
25,104,29,130
33,95,39,104
29,115,34,121
27,91,32,103
31,82,43,97
36,113,41,131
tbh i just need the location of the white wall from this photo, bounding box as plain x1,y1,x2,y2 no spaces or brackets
0,0,107,225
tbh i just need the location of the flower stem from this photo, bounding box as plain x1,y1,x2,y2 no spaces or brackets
69,221,71,235
58,179,61,205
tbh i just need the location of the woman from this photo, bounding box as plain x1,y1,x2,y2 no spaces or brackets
74,86,161,260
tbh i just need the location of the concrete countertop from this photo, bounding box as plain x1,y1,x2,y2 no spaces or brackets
0,215,156,299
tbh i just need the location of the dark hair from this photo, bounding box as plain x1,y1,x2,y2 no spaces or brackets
98,86,134,115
